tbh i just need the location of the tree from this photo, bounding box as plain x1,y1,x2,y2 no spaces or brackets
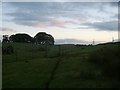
9,35,15,42
9,33,33,43
2,35,9,42
34,32,54,45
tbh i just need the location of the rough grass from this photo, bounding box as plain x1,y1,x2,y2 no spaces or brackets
2,42,120,88
89,44,120,78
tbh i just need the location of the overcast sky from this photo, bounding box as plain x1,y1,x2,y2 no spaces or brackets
1,1,119,44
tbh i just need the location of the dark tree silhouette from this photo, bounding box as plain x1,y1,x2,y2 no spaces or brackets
34,32,54,45
9,33,33,43
2,45,14,55
2,35,9,42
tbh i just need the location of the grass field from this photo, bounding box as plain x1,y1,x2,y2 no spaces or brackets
2,42,120,88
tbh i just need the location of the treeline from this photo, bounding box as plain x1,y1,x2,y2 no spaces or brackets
2,32,54,45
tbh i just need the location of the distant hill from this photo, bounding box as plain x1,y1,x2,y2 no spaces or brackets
97,41,120,45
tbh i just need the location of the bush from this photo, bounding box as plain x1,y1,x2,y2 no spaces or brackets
89,45,120,78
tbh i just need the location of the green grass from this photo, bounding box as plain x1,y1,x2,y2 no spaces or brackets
2,42,120,88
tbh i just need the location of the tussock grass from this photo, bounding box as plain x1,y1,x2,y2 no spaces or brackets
89,44,120,78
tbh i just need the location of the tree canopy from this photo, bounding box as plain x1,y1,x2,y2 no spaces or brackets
34,32,54,45
5,32,54,45
9,33,33,43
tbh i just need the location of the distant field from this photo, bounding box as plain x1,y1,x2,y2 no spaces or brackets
2,43,120,88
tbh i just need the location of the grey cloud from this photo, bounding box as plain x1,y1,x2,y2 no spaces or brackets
2,0,120,2
3,2,118,28
109,2,118,7
83,20,118,31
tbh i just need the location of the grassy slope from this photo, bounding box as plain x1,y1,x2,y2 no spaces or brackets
2,43,120,88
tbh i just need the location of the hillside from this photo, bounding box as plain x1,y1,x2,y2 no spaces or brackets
2,42,120,88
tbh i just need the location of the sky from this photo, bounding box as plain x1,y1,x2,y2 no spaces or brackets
0,1,119,44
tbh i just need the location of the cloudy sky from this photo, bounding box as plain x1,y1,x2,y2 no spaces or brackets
1,1,119,44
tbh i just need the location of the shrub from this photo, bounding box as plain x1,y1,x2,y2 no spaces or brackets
2,45,14,55
89,45,120,78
